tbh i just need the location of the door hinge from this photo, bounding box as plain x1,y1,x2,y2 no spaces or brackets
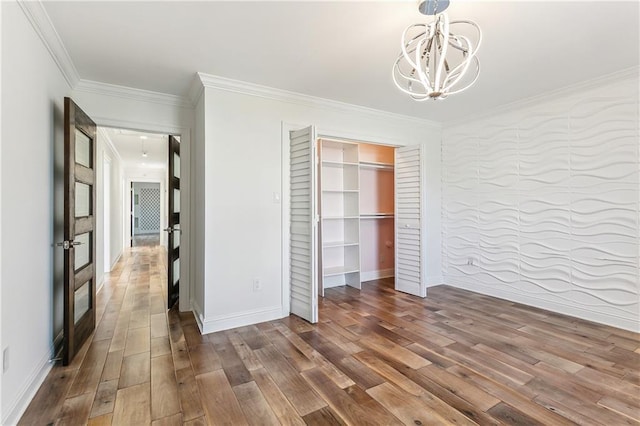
56,241,82,250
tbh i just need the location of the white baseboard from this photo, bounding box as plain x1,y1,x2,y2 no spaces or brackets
2,349,53,425
110,251,122,271
445,279,640,333
361,269,394,282
191,300,205,334
199,306,284,335
360,271,444,288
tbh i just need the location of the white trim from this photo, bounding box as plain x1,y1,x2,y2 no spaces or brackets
445,66,640,127
192,300,205,334
126,178,166,248
2,349,53,425
361,269,395,282
197,72,439,129
87,117,186,137
188,75,205,106
92,118,191,314
199,306,284,335
110,252,122,271
17,0,79,88
75,80,191,108
445,280,640,333
97,127,123,165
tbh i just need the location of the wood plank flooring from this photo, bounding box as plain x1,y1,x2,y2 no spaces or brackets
19,245,640,425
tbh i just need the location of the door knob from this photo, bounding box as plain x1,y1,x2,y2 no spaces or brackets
56,240,82,250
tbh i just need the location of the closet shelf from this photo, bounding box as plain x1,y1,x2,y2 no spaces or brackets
322,160,359,167
359,161,394,171
323,241,359,248
322,189,359,193
324,266,360,277
322,215,359,220
360,213,394,219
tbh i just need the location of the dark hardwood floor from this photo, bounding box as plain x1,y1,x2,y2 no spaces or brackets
19,245,640,425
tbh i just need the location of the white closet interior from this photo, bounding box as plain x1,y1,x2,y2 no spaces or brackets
318,139,396,296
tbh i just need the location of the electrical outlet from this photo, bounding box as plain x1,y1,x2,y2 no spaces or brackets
467,257,475,266
3,347,9,373
253,278,262,292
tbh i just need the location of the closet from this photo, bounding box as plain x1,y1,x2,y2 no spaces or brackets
288,125,426,324
318,139,396,296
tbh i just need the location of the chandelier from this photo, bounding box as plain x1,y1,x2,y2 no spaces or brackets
392,0,482,100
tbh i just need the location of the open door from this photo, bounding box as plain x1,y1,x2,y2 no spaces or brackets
395,145,427,297
289,126,319,323
167,135,181,309
62,98,97,365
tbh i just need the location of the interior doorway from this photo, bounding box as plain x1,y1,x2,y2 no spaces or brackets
131,181,162,247
94,127,170,289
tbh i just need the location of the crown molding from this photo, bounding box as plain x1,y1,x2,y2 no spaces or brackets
18,0,80,88
195,72,440,129
74,80,192,108
445,66,640,128
188,74,205,106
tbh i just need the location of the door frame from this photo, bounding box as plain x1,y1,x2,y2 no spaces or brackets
280,122,404,318
94,119,191,313
126,178,167,249
103,155,111,272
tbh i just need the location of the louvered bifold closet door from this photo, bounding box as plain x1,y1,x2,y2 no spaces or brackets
395,145,427,297
289,126,319,323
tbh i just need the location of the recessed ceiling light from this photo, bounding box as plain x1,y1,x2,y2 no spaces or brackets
140,135,148,140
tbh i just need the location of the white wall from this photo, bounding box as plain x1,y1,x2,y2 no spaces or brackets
0,0,4,415
192,92,206,320
192,75,442,333
95,131,124,287
442,71,640,332
0,1,71,422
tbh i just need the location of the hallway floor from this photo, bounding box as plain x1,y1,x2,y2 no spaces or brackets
18,245,640,425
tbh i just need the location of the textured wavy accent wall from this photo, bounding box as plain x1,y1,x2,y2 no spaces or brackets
442,75,639,331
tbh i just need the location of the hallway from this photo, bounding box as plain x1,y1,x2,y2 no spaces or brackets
19,244,191,424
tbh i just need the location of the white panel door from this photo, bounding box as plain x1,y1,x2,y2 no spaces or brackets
395,145,427,297
289,126,319,323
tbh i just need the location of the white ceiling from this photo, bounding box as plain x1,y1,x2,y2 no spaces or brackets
44,1,639,122
104,128,168,170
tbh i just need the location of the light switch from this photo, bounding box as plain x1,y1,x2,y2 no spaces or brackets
273,192,281,203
